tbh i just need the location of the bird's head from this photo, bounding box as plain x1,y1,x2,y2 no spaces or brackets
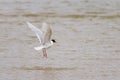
51,39,56,43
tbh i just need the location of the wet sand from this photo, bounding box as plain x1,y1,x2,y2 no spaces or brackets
0,0,120,80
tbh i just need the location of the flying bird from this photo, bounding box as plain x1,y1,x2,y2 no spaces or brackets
26,22,56,58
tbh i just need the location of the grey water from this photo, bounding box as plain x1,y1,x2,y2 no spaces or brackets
0,0,120,80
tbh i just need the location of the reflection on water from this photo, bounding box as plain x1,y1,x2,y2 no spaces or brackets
0,0,120,80
20,66,76,71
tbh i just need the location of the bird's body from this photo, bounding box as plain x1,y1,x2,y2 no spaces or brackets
26,22,56,58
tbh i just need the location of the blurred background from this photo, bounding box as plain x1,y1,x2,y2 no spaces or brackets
0,0,120,80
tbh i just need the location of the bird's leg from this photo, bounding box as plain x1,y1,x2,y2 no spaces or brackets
42,48,47,58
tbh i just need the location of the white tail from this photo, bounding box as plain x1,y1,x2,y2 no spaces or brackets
34,46,43,51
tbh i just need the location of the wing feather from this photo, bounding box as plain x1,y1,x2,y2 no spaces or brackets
26,22,43,44
41,22,52,44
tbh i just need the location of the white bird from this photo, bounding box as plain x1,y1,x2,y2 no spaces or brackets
26,22,56,58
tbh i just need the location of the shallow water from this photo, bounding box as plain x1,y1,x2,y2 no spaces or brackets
0,0,120,80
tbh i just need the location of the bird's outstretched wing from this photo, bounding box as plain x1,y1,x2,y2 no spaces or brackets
41,22,52,44
26,22,43,44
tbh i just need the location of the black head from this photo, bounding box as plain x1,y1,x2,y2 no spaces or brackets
51,39,56,43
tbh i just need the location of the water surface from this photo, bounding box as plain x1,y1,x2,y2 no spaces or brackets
0,0,120,80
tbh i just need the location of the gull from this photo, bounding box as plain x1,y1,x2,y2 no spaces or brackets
26,22,56,58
